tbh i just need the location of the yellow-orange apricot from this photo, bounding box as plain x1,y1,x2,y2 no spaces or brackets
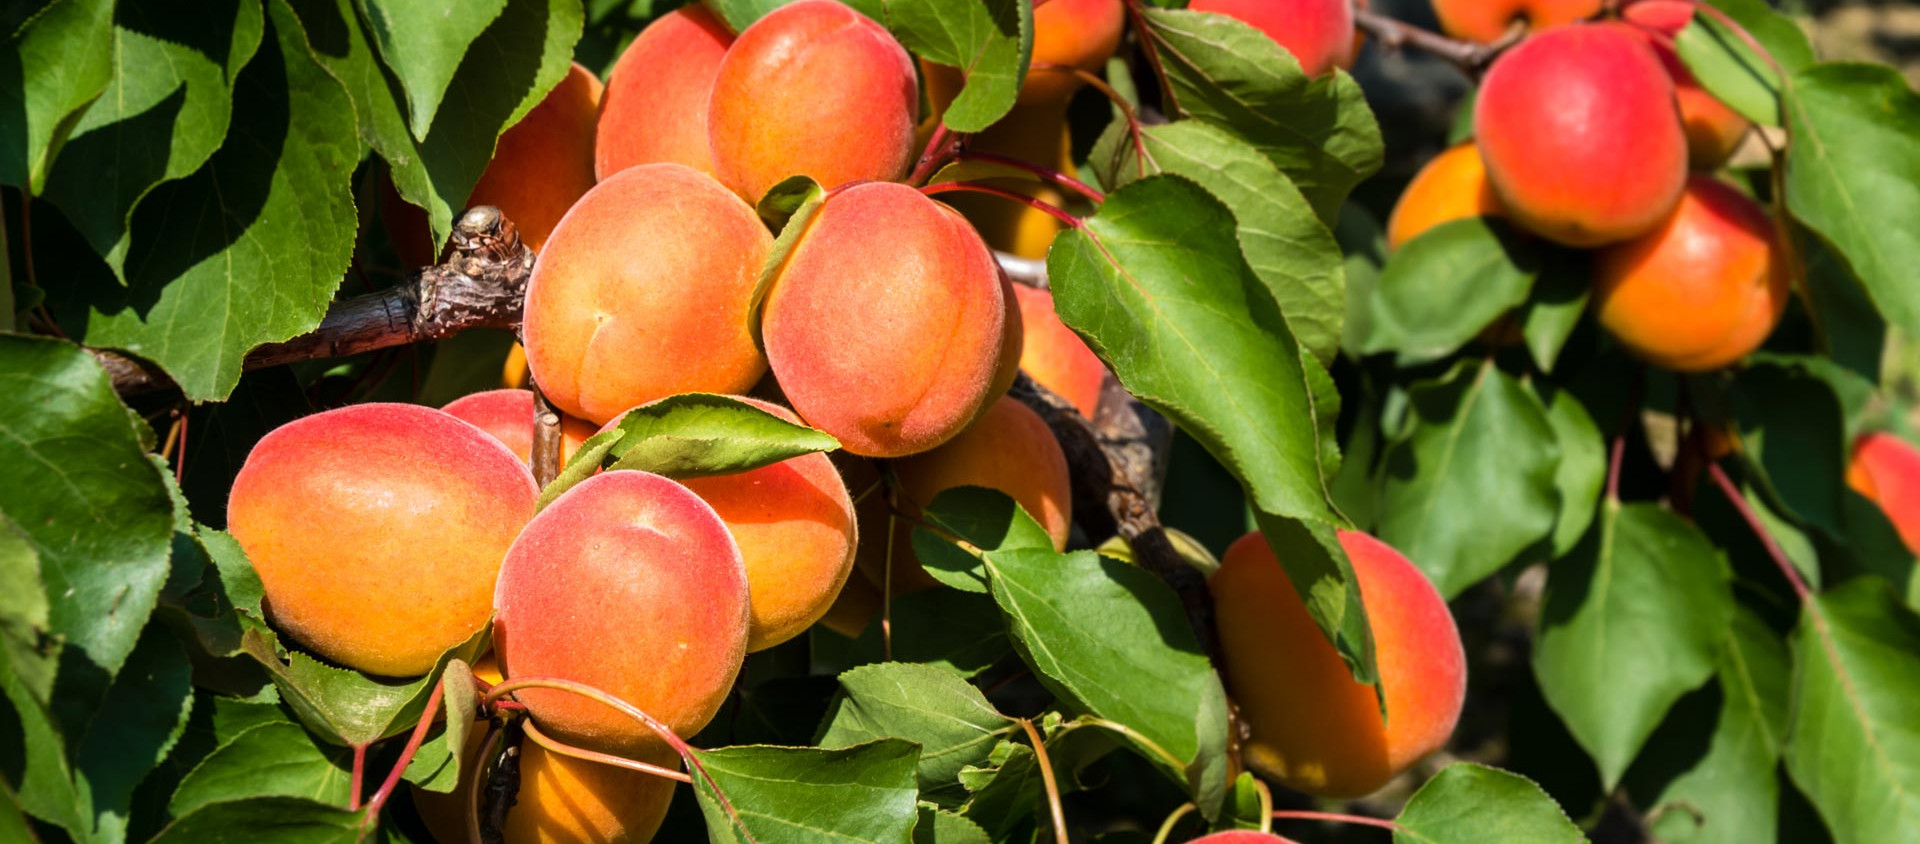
761,181,1008,458
494,470,749,755
1849,433,1920,556
1212,530,1466,798
1191,0,1357,77
1022,0,1126,104
522,163,772,425
1385,142,1504,250
596,5,733,180
707,0,919,202
228,404,538,676
442,389,594,467
467,63,602,253
1475,23,1688,247
1592,176,1786,372
1012,285,1105,418
1623,0,1751,169
1434,0,1602,43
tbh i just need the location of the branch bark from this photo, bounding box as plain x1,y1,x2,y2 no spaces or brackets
1352,9,1526,75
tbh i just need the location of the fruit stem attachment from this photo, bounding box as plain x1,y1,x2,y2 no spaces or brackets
910,124,965,187
954,150,1108,204
1149,803,1197,844
1704,462,1813,602
920,183,1083,229
1270,809,1402,832
361,678,447,829
348,744,367,811
521,720,693,784
1017,718,1069,844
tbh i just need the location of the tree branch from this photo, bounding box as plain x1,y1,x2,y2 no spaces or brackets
1353,9,1526,74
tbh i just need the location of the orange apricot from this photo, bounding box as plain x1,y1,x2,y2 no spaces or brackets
1385,142,1504,250
466,63,601,253
521,163,773,425
1433,0,1602,43
1012,284,1105,418
1190,0,1357,77
1622,0,1751,169
1023,0,1127,104
1475,22,1688,247
228,404,538,677
596,5,734,180
707,0,919,202
1848,433,1920,555
1591,176,1786,372
442,389,594,467
1212,530,1466,798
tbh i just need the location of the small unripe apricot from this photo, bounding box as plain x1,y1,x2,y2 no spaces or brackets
467,63,602,253
1212,530,1465,798
1385,142,1504,251
1476,23,1688,247
1592,177,1785,372
708,0,919,202
1023,0,1126,104
596,5,733,180
1433,0,1601,43
228,404,538,677
1848,433,1920,556
1012,285,1105,418
762,181,1008,458
494,470,750,755
1190,0,1357,77
522,163,773,425
1623,0,1750,169
442,389,594,467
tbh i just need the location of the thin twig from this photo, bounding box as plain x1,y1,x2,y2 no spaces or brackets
1018,718,1069,844
360,680,446,827
348,743,367,811
1270,809,1402,832
521,721,692,783
954,150,1108,204
1352,9,1526,75
920,183,1083,228
1705,462,1812,602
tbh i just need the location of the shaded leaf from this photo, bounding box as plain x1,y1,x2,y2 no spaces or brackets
1394,764,1586,844
1731,360,1847,538
818,663,1015,808
852,0,1031,133
0,0,115,192
169,722,352,816
914,805,989,844
691,741,921,844
148,796,361,843
240,622,485,748
1360,218,1539,365
847,588,1011,679
1540,386,1605,558
1674,0,1814,126
357,0,509,140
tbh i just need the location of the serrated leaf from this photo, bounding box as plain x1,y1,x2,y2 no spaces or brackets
910,486,1057,594
756,174,826,234
1377,360,1560,598
169,722,352,817
1360,218,1540,364
1137,7,1382,221
148,796,361,843
749,178,826,346
1732,361,1848,538
847,588,1010,679
1673,0,1814,126
691,741,921,844
853,0,1031,133
1536,502,1734,789
0,0,115,193
955,742,1038,837
819,663,1015,808
1540,386,1605,558
1394,764,1586,844
914,805,989,844
602,393,840,479
240,621,486,748
357,0,509,140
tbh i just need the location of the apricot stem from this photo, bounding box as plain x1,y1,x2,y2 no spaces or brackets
1148,803,1197,844
910,124,964,187
1270,809,1402,832
1017,718,1069,844
1606,367,1646,502
920,183,1083,229
464,723,502,844
361,679,446,829
1704,462,1812,602
1252,777,1275,834
529,385,562,487
348,744,367,811
521,721,693,784
955,150,1108,204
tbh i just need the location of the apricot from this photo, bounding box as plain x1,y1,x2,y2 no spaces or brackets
1385,142,1504,250
1848,433,1920,555
1591,176,1786,372
1623,0,1751,169
817,575,882,638
596,5,733,180
494,470,749,755
1433,0,1602,43
1012,285,1105,417
442,389,594,467
988,269,1026,403
707,0,919,202
521,163,773,425
1475,23,1688,247
227,404,538,677
860,396,1072,595
466,63,602,253
1023,0,1127,104
1211,530,1466,798
1190,0,1356,77
761,181,1008,458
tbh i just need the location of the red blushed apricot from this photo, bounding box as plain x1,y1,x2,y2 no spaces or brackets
1592,177,1785,372
1212,530,1466,798
1191,0,1356,77
442,389,594,467
596,5,733,180
1623,0,1751,169
1434,0,1601,43
761,181,1008,458
861,396,1073,595
466,63,601,253
1849,433,1920,555
522,163,773,425
1012,285,1105,418
228,404,538,677
1386,142,1505,250
707,0,919,202
988,269,1026,405
1476,23,1688,247
1022,0,1126,104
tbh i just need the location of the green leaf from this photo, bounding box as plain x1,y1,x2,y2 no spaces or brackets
1673,0,1814,126
239,621,485,748
855,0,1031,133
1394,763,1586,844
1093,119,1347,366
602,393,840,479
0,0,115,193
914,805,989,844
1785,577,1920,844
818,663,1016,808
1377,360,1560,599
1518,253,1591,374
40,0,265,275
910,485,1057,594
1731,361,1848,539
357,0,509,140
691,741,921,844
148,796,361,843
846,588,1010,679
1137,7,1382,222
62,0,359,402
706,0,793,30
169,722,352,817
1540,386,1605,558
748,175,826,347
1211,772,1268,832
1359,218,1539,365
1535,502,1734,789
1784,63,1920,341
535,427,622,511
0,513,54,705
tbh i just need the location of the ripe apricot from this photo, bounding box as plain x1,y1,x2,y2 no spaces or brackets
1848,433,1920,555
442,389,594,467
1623,0,1750,169
1012,285,1105,418
1190,0,1357,77
1211,530,1466,798
522,163,772,425
1385,142,1504,250
596,5,733,180
228,404,538,677
860,396,1072,595
1475,23,1688,247
466,63,601,253
761,181,1008,458
1591,177,1786,372
1434,0,1601,43
494,470,749,755
1022,0,1126,104
707,0,919,202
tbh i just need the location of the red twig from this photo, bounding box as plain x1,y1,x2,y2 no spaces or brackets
1607,367,1647,502
1351,9,1524,74
910,124,964,187
1705,462,1812,602
955,150,1108,204
920,183,1083,228
348,744,368,811
361,680,447,828
1271,809,1402,832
